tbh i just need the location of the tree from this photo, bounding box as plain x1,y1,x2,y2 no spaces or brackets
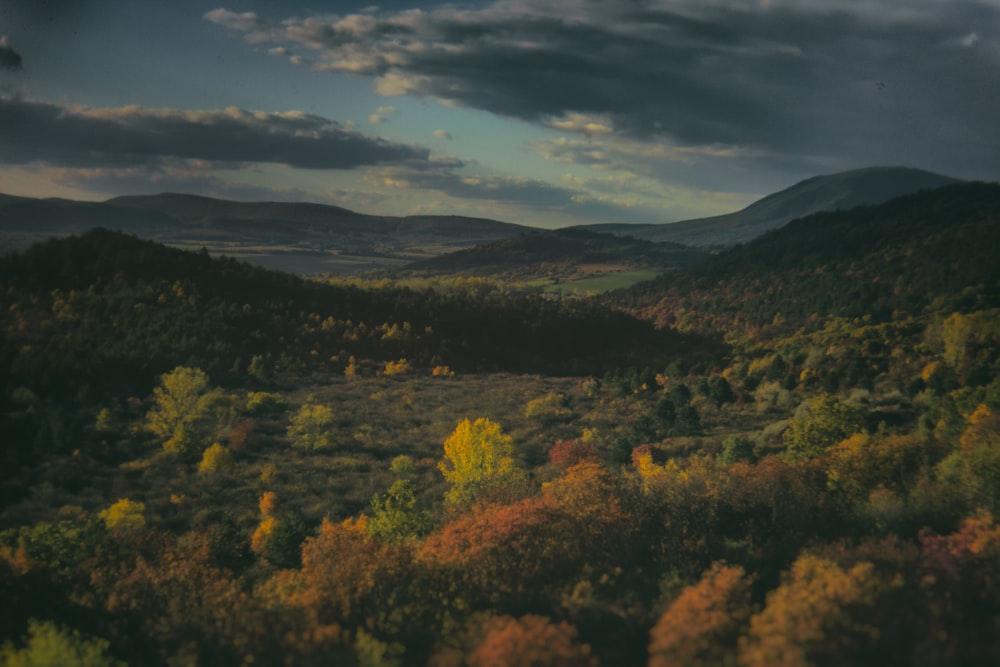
739,554,897,667
287,402,336,451
438,418,524,506
145,367,212,441
783,394,865,460
469,615,597,667
0,620,125,667
145,366,234,456
649,563,754,667
197,443,234,474
98,499,145,531
368,480,432,544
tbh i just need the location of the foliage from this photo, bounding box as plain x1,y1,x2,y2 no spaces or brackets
438,418,524,507
98,499,145,530
0,620,124,667
145,366,213,441
648,563,754,667
368,480,432,544
468,614,598,667
244,391,287,415
197,443,234,474
287,402,336,451
782,394,865,461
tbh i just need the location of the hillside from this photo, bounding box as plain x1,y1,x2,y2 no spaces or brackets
624,181,1000,331
2,190,1000,666
398,227,708,286
0,193,532,274
581,166,960,247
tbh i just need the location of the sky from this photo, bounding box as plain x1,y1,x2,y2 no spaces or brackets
1,0,999,228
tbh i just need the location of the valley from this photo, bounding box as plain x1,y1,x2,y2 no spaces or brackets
1,179,999,666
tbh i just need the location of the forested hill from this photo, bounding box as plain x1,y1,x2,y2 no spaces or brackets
0,229,711,397
399,228,708,279
622,182,1000,335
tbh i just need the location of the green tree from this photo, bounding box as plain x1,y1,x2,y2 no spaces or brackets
783,394,865,461
0,620,124,667
287,402,336,451
438,418,524,506
368,479,432,543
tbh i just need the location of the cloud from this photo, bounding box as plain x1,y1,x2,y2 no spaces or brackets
0,96,430,169
368,105,396,124
207,0,1000,180
366,161,667,223
432,129,453,141
0,36,23,70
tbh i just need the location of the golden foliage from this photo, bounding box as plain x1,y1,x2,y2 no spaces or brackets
99,498,146,530
439,418,523,506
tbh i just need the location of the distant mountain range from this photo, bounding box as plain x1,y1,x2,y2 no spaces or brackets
577,166,961,247
0,192,531,274
0,166,965,275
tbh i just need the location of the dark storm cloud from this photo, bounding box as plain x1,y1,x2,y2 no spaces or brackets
208,0,1000,178
0,97,430,169
0,36,23,70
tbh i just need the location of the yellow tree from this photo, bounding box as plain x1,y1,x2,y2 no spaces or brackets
287,402,336,451
145,367,212,441
438,418,524,506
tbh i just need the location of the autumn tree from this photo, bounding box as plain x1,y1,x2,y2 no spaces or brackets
783,394,865,460
368,480,432,544
438,418,525,506
145,366,234,455
99,499,145,531
0,620,124,667
649,563,754,667
468,615,597,667
197,443,234,474
145,366,212,441
287,401,336,451
739,554,900,667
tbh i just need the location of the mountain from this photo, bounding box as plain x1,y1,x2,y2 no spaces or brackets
400,228,708,285
0,192,532,274
580,166,961,247
622,181,1000,336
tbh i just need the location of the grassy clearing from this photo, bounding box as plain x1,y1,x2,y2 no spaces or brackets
542,269,663,294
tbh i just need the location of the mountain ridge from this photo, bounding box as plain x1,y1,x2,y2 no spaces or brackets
576,166,962,247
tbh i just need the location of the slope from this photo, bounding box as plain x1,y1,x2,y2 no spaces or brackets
0,192,533,274
622,182,1000,335
583,166,960,248
399,228,708,288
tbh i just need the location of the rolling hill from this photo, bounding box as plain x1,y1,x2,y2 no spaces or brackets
0,192,532,274
399,227,708,288
621,181,1000,335
580,166,960,247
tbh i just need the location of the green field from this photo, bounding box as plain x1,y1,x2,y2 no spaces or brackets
541,269,663,294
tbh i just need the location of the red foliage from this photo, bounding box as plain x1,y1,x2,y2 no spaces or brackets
548,438,598,468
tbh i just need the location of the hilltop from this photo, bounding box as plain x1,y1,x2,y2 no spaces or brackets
0,192,531,274
580,166,960,247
